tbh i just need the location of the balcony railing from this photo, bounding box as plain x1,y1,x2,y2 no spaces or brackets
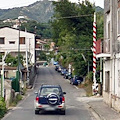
96,39,110,54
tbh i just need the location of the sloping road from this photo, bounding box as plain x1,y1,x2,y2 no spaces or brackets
2,66,96,120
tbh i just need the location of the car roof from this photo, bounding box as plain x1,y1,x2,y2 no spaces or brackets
41,84,61,88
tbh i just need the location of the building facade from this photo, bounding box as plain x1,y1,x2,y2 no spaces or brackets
0,27,36,64
97,0,120,111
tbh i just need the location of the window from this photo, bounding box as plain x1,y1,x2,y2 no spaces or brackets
106,10,110,39
105,71,110,92
19,37,25,44
9,41,15,44
108,22,110,39
40,88,60,96
0,37,5,44
118,9,120,34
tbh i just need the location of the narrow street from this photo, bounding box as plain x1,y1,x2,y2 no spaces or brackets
2,66,97,120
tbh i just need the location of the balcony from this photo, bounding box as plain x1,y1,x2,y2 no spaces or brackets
35,39,47,51
96,39,111,58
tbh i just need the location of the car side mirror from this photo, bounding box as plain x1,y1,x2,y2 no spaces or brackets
63,92,66,94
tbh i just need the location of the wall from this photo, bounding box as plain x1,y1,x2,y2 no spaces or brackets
103,0,120,112
0,27,35,64
29,65,37,87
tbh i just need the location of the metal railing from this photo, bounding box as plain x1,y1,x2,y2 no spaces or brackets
96,39,110,54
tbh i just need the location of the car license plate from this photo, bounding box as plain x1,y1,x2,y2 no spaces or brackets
46,107,55,111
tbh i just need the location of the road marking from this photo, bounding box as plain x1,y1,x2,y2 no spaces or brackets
74,85,79,89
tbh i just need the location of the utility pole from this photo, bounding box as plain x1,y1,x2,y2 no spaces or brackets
1,56,4,98
1,52,9,97
26,47,29,86
17,16,24,92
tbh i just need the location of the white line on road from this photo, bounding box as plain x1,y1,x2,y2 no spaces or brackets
74,85,79,89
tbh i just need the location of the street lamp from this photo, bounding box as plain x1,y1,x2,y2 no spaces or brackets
18,16,24,92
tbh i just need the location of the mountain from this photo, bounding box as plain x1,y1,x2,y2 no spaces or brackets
95,6,104,13
0,0,104,23
0,0,54,23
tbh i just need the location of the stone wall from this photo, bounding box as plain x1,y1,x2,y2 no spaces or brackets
29,65,37,87
0,80,12,108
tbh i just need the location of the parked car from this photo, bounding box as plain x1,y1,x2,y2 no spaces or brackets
61,69,67,75
68,73,72,80
34,84,66,115
43,62,48,67
70,75,83,85
64,72,72,79
55,64,59,71
57,65,63,72
53,61,58,65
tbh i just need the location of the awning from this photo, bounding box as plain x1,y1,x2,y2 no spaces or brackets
96,53,111,58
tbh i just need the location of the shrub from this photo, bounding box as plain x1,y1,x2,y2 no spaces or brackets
0,97,7,118
85,71,93,82
10,94,22,107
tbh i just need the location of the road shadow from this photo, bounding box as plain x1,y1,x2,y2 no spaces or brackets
35,110,66,115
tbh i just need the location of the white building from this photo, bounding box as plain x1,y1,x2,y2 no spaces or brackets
0,27,36,64
97,0,120,112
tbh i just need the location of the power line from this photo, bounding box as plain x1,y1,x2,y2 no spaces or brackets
57,14,93,19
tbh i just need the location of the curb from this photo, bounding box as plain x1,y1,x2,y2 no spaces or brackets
2,94,29,120
87,103,106,120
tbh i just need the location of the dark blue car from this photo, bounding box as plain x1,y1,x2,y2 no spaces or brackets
34,84,66,115
70,75,83,85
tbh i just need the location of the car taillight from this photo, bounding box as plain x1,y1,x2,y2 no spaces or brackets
36,97,39,102
62,97,65,103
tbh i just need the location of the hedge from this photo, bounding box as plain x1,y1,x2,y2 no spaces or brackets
0,97,7,118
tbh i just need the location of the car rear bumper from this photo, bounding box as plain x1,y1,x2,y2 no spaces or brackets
34,102,66,111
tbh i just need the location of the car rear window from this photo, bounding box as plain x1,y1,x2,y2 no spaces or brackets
40,87,61,96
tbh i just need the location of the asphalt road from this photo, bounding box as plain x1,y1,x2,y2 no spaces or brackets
2,66,96,120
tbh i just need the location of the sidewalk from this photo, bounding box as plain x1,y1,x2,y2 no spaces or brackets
87,98,120,120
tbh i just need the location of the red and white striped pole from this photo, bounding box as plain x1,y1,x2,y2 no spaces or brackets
93,12,97,92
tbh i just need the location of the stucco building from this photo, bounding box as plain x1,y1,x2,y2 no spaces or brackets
0,27,36,64
97,0,120,111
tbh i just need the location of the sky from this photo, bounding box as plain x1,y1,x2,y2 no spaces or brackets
0,0,104,9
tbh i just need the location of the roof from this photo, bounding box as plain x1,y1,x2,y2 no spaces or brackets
0,27,35,35
41,84,61,88
36,39,47,44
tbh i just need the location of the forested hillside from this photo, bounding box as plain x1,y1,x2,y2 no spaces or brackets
0,0,103,23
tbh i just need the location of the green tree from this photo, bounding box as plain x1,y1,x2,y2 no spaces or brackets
51,0,94,77
39,51,47,61
97,12,104,39
20,20,52,39
44,44,50,51
5,54,23,67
